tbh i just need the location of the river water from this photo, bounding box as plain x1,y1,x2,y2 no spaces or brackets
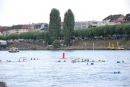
0,50,130,87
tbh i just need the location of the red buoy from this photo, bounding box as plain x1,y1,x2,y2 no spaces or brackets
62,52,65,58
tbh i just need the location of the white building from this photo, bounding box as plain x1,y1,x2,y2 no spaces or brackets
74,20,102,30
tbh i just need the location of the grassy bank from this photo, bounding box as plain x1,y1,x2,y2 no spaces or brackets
5,39,130,50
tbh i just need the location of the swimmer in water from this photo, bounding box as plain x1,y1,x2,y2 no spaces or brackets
82,59,84,62
92,60,94,62
114,71,120,74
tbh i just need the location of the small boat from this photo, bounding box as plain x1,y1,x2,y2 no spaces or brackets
117,46,125,50
9,47,19,53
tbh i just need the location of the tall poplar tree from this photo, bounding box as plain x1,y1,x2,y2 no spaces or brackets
63,9,75,46
49,8,61,43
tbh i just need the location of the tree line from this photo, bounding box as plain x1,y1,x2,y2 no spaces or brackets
74,24,130,40
0,24,130,41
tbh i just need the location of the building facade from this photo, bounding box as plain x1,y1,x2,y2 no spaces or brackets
122,13,130,24
74,20,102,30
1,23,49,35
2,26,10,35
0,26,2,35
102,14,125,25
28,23,49,32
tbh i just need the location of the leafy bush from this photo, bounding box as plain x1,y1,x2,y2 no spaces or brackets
52,40,60,49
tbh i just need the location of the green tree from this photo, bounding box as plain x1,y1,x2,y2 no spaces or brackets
123,24,130,35
63,9,75,46
7,34,19,40
103,25,110,35
60,30,64,40
109,25,116,35
44,32,51,45
52,40,60,49
49,8,61,43
0,35,7,40
115,24,124,35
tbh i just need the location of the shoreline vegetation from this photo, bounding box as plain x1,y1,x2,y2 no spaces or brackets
4,39,130,50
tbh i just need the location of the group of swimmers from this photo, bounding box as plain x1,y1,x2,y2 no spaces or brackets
117,60,124,63
31,58,39,60
58,60,66,62
114,71,120,74
71,58,105,63
57,58,105,65
18,59,25,62
98,60,105,62
71,58,89,63
6,60,11,62
0,58,39,62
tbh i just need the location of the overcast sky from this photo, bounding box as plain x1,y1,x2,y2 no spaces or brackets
0,0,130,26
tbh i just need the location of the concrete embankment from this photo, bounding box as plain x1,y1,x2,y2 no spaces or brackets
3,39,130,50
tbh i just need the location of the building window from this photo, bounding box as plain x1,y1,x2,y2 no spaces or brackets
92,22,97,24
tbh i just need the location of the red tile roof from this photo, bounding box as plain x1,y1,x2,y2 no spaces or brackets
22,25,29,29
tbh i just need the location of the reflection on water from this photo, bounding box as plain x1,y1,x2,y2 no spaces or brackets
0,50,130,87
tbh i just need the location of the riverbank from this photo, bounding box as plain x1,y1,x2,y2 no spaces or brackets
4,39,130,50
